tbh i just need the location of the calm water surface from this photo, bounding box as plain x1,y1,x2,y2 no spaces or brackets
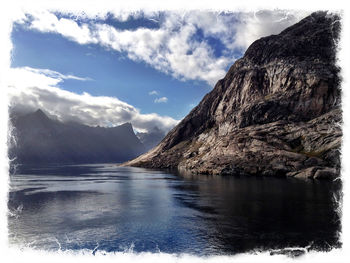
8,163,341,255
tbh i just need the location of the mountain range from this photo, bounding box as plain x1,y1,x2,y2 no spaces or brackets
9,109,146,164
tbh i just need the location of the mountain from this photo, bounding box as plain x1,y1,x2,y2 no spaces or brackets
124,12,342,180
136,127,166,152
9,109,145,164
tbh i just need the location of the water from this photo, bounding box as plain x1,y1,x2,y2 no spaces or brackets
8,163,341,255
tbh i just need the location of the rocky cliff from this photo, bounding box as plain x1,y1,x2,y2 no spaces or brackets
124,11,342,179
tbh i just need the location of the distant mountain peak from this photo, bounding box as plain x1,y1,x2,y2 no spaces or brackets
35,109,44,114
121,122,132,128
9,110,145,164
33,108,47,117
27,109,51,123
118,122,134,132
136,126,166,152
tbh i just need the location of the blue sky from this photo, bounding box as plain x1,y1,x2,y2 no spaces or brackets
11,24,212,119
8,10,306,132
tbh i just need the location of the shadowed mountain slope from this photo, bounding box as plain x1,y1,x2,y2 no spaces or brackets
9,109,145,164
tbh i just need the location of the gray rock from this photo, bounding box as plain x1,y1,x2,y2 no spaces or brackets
123,12,342,180
314,167,338,179
293,167,320,179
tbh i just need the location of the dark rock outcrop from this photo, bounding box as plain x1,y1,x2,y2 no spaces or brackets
9,109,145,164
124,12,342,180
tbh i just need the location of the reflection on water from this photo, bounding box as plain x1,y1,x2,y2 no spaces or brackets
8,163,341,255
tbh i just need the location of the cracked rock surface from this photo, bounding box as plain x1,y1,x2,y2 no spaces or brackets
124,12,342,179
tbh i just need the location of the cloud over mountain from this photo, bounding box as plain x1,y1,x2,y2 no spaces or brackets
8,67,178,133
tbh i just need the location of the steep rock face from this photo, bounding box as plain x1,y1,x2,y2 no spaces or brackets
124,12,342,179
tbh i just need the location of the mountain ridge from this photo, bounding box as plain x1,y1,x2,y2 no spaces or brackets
124,11,342,180
9,109,146,164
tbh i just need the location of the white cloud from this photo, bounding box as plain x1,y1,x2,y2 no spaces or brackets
232,10,310,50
25,10,99,45
22,67,92,81
16,10,309,86
149,90,159,96
7,67,178,133
154,97,168,103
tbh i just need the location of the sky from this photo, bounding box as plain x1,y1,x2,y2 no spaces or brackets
8,9,309,133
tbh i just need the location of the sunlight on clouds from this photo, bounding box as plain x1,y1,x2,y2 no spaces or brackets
17,10,309,86
8,67,178,133
232,10,310,50
26,10,99,45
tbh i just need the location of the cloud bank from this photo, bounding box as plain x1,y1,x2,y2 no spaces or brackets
8,67,178,133
16,9,309,86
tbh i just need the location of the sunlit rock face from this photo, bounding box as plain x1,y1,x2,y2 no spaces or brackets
124,12,342,179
